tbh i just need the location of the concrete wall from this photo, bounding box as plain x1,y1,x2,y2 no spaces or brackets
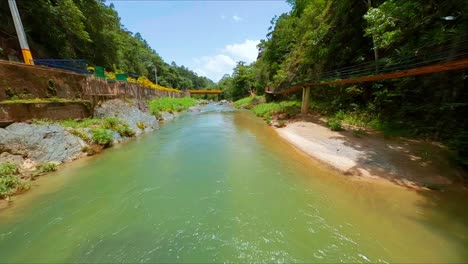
0,60,188,102
0,60,190,124
0,102,92,125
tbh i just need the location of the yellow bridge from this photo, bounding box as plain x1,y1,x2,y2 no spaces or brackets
187,90,221,94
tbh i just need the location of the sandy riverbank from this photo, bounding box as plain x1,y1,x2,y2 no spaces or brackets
275,116,467,189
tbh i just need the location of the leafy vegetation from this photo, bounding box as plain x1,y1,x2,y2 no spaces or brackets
36,162,58,173
1,98,87,104
252,101,300,120
0,1,214,90
90,128,113,147
136,121,146,130
59,118,102,128
103,118,135,137
148,97,198,116
326,118,343,131
69,129,90,141
31,162,58,179
233,96,265,109
0,162,28,199
59,117,135,138
216,0,467,167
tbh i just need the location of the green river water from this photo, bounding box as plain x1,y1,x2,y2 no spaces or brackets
0,104,467,263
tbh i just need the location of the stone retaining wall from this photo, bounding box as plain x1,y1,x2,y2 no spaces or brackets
0,102,92,125
0,60,189,123
0,60,187,101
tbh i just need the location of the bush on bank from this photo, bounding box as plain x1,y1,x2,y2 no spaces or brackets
252,101,301,120
148,97,197,116
233,96,265,109
0,162,29,199
34,117,135,143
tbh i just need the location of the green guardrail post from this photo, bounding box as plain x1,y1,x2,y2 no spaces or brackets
95,66,105,78
116,73,128,82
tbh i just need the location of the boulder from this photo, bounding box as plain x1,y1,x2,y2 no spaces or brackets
159,112,178,121
187,106,202,112
0,123,86,163
94,99,158,135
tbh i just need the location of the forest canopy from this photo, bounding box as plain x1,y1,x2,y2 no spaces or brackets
218,0,467,166
0,0,214,90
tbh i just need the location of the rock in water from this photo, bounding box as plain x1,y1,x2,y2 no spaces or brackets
94,99,159,135
0,123,86,163
159,112,177,121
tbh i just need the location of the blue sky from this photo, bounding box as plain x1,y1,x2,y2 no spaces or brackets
109,1,291,82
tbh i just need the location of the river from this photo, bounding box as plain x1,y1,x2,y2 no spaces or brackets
0,104,467,263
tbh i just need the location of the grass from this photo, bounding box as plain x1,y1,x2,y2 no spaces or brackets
233,96,265,109
326,118,343,131
148,97,198,116
59,118,102,128
252,101,301,120
69,129,90,141
321,109,412,136
90,128,113,146
36,162,57,173
102,117,135,137
0,162,29,199
136,121,146,130
31,162,58,179
34,117,136,139
1,97,88,104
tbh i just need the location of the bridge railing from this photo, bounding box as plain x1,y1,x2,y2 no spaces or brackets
275,36,468,93
33,59,89,74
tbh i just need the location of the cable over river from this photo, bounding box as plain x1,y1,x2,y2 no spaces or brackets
0,104,467,263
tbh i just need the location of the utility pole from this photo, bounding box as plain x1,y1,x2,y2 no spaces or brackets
8,0,34,65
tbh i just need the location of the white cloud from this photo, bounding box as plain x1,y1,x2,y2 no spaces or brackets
193,54,236,82
192,39,260,82
224,39,260,63
232,15,243,22
220,15,226,20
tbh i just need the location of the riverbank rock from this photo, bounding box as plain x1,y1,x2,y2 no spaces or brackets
187,106,202,112
159,112,179,121
94,99,158,135
0,123,86,163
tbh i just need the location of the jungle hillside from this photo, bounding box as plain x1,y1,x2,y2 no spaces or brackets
0,0,214,90
218,0,468,167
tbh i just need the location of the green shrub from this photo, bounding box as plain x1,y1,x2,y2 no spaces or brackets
233,96,265,109
277,120,286,127
103,117,134,137
115,123,135,137
234,97,255,108
32,119,53,125
327,118,343,131
0,162,28,199
36,162,57,173
136,121,146,130
0,162,18,177
31,162,58,179
60,118,102,128
91,128,113,146
103,117,119,129
69,129,90,141
148,97,197,115
252,101,301,119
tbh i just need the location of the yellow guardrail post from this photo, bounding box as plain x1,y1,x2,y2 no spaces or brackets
8,0,34,65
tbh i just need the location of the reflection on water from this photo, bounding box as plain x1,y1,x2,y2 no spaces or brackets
0,104,467,263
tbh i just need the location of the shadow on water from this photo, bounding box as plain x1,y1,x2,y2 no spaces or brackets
288,114,468,261
411,189,468,261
